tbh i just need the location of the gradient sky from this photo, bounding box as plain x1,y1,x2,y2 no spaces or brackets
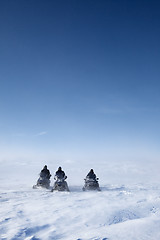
0,0,160,162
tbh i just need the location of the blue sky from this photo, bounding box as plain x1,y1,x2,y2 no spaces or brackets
0,0,160,162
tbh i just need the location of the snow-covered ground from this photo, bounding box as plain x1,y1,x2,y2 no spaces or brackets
1,158,160,240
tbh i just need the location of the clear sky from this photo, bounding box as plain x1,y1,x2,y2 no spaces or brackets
0,0,160,162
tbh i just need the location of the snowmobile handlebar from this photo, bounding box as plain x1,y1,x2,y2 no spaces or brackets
85,177,99,181
54,175,67,181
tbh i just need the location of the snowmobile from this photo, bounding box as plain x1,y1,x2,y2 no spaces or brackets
33,175,51,189
51,176,70,192
82,177,101,191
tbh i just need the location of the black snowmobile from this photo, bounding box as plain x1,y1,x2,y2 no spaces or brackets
51,176,70,192
82,177,101,191
33,174,51,189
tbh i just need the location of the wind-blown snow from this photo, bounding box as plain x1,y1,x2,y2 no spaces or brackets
0,158,160,240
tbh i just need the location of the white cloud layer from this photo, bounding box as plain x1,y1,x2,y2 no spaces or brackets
35,131,47,136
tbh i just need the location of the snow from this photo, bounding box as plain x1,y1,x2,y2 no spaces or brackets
1,158,160,240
